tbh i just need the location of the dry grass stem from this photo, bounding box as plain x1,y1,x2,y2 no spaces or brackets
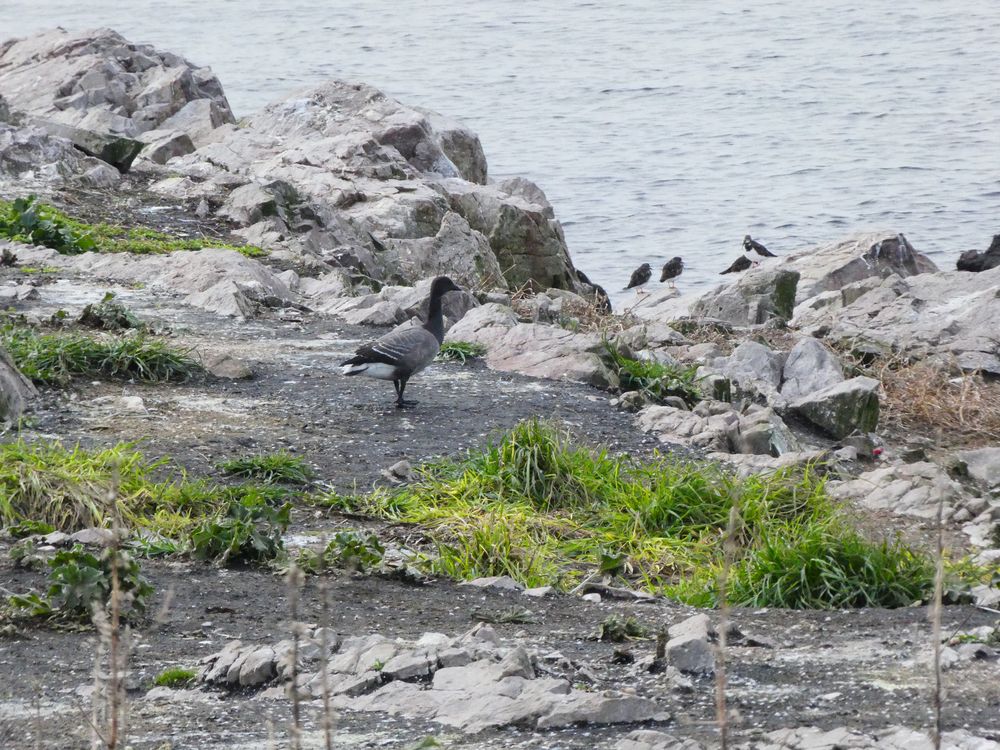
714,504,742,749
860,356,1000,447
319,577,335,750
931,487,945,750
286,564,305,750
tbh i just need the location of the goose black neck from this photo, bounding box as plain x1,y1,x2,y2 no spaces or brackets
424,291,446,343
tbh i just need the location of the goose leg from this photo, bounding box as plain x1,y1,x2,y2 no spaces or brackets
394,378,418,408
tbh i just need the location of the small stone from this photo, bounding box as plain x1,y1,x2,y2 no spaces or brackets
118,395,145,412
582,593,602,603
667,614,713,641
69,527,117,547
382,459,413,483
460,575,525,591
202,352,253,379
523,586,553,598
239,646,278,686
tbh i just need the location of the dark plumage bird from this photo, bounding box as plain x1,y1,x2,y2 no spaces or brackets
575,269,612,313
957,233,1000,273
743,234,776,258
721,255,752,275
624,263,652,292
660,256,683,286
340,276,461,407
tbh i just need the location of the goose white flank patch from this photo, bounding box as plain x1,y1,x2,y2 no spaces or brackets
340,276,462,408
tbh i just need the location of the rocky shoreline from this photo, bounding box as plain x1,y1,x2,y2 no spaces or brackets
1,27,999,750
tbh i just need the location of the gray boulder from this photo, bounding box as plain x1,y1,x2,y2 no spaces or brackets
444,303,616,387
0,346,36,421
0,27,234,137
953,447,1000,491
159,78,574,290
780,337,844,401
0,121,121,187
728,407,801,456
828,462,988,532
783,231,937,304
793,266,1000,375
708,340,784,401
159,98,232,147
25,118,143,172
416,107,487,184
690,268,799,326
790,376,880,438
135,128,195,164
636,404,735,452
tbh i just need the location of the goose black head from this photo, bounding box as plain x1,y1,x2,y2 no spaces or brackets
430,276,462,297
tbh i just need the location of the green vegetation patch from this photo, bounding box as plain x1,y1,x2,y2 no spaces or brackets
0,440,295,549
9,545,153,622
319,419,940,609
605,345,702,406
1,320,199,384
437,341,487,365
0,195,264,257
218,450,314,485
190,494,290,566
153,667,197,688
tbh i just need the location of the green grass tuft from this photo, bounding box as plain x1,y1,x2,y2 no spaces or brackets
152,667,197,688
1,321,199,385
437,341,487,364
0,440,298,544
218,451,314,485
317,419,942,609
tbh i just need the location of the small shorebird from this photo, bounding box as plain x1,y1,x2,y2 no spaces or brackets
720,255,752,275
624,263,652,294
743,234,776,258
340,276,461,408
660,256,683,288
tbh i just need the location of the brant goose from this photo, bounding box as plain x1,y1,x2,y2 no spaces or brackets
340,276,462,407
575,269,612,313
660,256,683,287
743,234,776,258
624,263,652,293
720,255,752,274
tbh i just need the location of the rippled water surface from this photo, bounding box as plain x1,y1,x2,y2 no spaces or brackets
5,2,999,300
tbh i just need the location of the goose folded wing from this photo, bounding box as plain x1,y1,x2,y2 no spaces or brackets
346,325,440,370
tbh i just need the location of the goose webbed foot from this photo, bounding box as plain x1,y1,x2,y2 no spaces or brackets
393,379,416,408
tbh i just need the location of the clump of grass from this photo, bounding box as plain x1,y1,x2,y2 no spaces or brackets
436,341,486,364
597,615,647,642
711,529,932,609
605,344,702,406
0,439,296,540
0,196,264,258
860,356,1000,447
152,667,196,688
319,419,941,609
218,451,314,485
1,321,199,384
